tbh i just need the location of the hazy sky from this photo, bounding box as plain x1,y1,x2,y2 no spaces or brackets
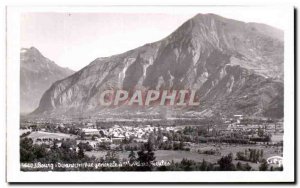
21,8,287,71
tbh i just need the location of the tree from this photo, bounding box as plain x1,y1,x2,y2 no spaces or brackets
249,150,252,162
78,147,85,159
91,134,98,141
137,141,156,171
80,132,86,140
156,128,163,146
78,142,93,152
236,162,243,170
147,133,156,150
260,149,264,159
218,153,235,171
105,150,119,163
180,158,195,171
245,149,249,160
255,150,260,162
33,144,48,159
20,138,36,162
200,159,208,171
259,159,269,171
258,127,264,137
179,140,184,150
245,163,252,171
236,151,246,161
128,150,136,164
61,139,76,150
51,140,59,150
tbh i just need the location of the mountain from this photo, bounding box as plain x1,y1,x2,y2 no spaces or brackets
20,47,75,114
32,13,284,118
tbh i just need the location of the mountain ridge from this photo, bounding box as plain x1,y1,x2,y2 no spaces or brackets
31,13,284,119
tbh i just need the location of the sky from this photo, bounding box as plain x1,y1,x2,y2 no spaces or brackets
21,7,287,71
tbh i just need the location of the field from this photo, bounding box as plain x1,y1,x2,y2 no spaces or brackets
193,143,283,158
271,134,284,142
27,131,78,140
23,129,283,171
85,143,282,170
86,143,282,162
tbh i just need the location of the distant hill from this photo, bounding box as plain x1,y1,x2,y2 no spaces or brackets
20,47,75,114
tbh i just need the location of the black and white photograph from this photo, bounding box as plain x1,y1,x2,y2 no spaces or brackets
5,5,295,183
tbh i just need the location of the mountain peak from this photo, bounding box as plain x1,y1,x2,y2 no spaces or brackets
23,46,41,54
20,47,75,114
21,46,46,61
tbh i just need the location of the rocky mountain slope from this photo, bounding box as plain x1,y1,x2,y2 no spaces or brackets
32,13,284,118
21,47,74,114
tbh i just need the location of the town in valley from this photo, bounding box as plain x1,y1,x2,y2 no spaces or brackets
20,114,283,171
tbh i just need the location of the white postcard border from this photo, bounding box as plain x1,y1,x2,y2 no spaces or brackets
6,5,295,183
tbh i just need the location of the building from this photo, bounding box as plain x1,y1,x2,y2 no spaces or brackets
82,128,100,135
233,115,243,124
